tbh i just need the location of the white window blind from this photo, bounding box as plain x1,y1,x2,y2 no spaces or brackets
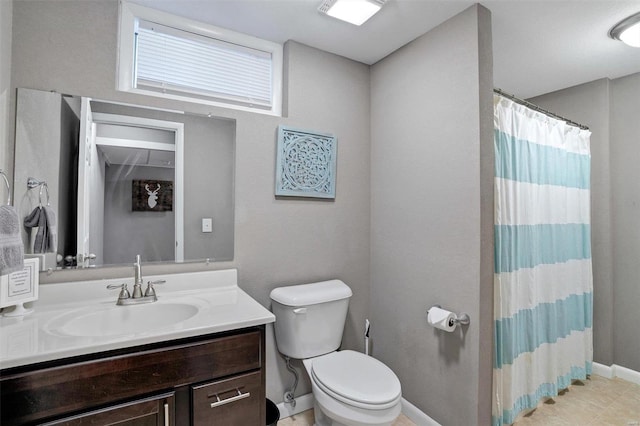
134,20,273,109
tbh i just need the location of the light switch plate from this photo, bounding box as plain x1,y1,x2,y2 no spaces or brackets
202,218,213,233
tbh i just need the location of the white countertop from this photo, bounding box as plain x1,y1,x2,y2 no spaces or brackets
0,269,275,370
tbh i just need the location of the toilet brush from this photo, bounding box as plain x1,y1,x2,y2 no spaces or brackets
364,319,370,356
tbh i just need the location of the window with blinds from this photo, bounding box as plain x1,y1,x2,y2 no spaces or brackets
118,2,283,115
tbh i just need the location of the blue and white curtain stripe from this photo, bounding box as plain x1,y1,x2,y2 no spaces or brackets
492,95,593,426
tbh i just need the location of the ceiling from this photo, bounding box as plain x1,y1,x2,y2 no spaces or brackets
97,144,175,168
134,0,640,99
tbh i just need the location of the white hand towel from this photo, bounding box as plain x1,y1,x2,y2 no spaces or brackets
0,205,25,275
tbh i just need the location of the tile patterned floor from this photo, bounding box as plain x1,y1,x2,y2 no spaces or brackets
277,376,640,426
277,409,416,426
514,375,640,425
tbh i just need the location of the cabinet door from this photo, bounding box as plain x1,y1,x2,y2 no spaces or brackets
192,371,261,426
42,392,175,426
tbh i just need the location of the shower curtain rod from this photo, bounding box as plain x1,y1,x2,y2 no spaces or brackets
493,88,589,131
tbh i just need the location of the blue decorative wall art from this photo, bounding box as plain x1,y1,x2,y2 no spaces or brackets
275,126,337,199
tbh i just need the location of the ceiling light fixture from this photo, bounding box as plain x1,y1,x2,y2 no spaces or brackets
318,0,386,26
610,12,640,47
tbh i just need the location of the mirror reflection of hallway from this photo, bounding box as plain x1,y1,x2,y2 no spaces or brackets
14,88,236,269
96,114,180,265
75,99,184,267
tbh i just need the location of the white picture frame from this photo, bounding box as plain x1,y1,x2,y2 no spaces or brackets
0,258,39,312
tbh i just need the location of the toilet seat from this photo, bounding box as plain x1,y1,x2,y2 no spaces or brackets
310,350,402,410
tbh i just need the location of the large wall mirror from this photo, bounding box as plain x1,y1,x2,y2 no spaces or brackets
14,88,235,270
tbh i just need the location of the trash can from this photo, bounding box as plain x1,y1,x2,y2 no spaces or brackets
266,398,280,426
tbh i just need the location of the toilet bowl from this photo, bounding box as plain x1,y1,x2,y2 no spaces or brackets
303,350,402,426
270,280,402,426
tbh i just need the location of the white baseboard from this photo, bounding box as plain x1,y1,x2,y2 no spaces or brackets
277,393,440,425
613,364,640,386
276,393,314,419
592,362,640,385
401,398,441,425
592,362,613,378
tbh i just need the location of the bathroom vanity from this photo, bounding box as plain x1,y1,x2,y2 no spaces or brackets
0,269,274,425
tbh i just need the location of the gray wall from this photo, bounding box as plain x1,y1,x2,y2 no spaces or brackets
181,114,235,262
370,5,494,425
610,73,640,372
13,88,63,269
14,89,81,268
10,0,371,404
0,0,12,183
532,73,640,372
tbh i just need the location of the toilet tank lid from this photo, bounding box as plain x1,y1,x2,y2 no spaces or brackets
270,280,352,306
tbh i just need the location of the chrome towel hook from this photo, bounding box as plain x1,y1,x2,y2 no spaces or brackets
26,177,43,189
27,177,50,206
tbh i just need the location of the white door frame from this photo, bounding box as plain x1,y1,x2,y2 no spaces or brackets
77,97,94,267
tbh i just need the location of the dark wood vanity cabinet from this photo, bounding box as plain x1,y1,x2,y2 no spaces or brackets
0,326,266,426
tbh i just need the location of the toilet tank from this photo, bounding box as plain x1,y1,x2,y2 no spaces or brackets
270,280,352,359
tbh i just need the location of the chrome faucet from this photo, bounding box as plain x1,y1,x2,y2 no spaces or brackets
132,254,144,298
106,255,165,305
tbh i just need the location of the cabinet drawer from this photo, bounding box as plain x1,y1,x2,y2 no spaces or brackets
192,371,262,426
1,330,261,425
42,392,175,426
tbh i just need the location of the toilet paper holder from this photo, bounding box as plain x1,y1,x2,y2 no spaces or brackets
427,305,471,327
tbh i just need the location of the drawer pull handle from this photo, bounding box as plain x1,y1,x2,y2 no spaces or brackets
210,389,251,408
164,402,170,426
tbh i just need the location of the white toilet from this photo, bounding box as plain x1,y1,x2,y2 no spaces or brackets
270,280,402,426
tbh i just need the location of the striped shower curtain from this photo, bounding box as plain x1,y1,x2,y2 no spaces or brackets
492,94,593,425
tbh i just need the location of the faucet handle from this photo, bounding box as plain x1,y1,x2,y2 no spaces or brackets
144,280,165,297
107,283,131,300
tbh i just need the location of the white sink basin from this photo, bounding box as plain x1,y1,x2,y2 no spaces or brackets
47,302,199,337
